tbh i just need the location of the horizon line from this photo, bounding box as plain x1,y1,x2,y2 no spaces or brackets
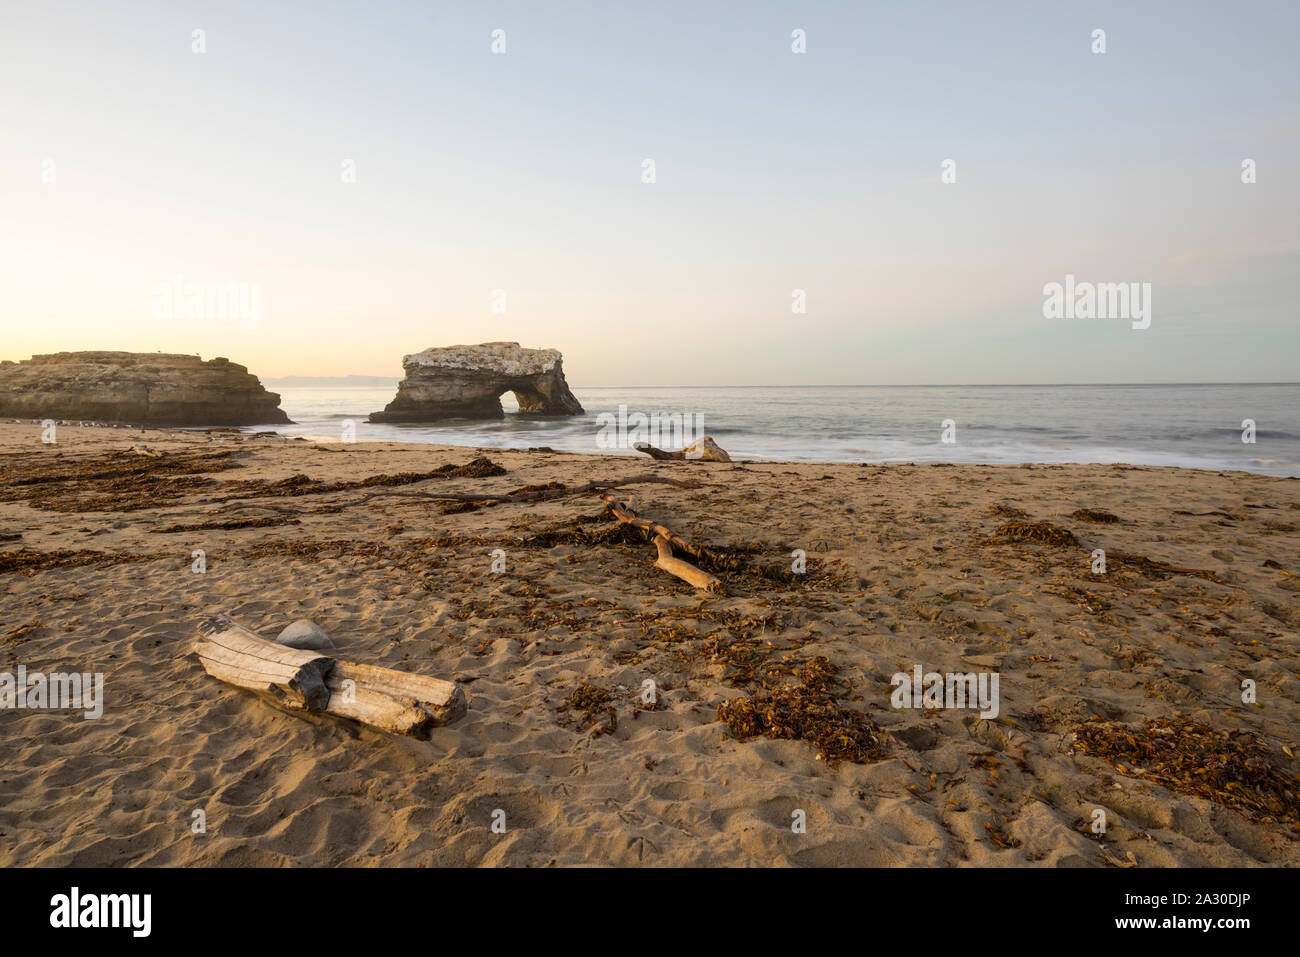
267,379,1300,388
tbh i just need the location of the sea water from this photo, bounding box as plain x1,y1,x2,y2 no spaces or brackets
257,383,1300,478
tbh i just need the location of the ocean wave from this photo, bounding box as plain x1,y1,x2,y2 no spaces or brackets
267,384,1300,477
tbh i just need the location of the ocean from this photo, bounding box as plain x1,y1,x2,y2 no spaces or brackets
260,383,1300,478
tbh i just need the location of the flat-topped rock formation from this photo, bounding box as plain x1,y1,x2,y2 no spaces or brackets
0,352,291,426
369,342,584,422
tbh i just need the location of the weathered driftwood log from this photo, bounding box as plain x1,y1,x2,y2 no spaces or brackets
194,614,466,736
598,492,717,561
195,615,333,709
634,436,732,463
598,492,722,592
633,443,679,461
652,534,722,591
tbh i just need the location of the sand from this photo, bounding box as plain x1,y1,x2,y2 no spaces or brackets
1,421,1297,867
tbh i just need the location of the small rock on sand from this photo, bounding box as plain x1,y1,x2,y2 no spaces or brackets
276,620,335,650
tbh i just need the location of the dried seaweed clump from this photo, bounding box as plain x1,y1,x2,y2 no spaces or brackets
989,503,1029,520
439,457,507,478
717,657,889,766
153,516,299,533
566,682,617,736
521,517,646,549
0,548,165,576
1108,552,1223,584
1072,508,1121,524
702,633,814,689
0,448,238,493
4,619,42,646
508,481,566,496
329,460,507,487
0,449,240,512
225,457,508,499
990,521,1078,548
1072,717,1300,828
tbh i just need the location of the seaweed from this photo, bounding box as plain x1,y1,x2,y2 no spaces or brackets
521,519,646,549
224,473,319,496
989,521,1079,548
443,457,508,479
0,448,239,492
984,820,1022,849
1072,717,1300,828
989,504,1029,520
508,481,567,496
0,449,241,512
152,516,300,533
702,633,818,690
0,548,167,575
1044,584,1112,613
223,457,508,499
3,619,42,646
565,682,617,736
1072,508,1121,524
1108,552,1224,583
717,659,889,767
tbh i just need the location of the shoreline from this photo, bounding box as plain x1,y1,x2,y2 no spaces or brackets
1,422,1298,866
9,417,1298,478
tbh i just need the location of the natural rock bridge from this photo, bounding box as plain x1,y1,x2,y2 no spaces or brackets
368,342,584,423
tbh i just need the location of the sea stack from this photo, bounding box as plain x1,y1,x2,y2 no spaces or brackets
0,352,291,426
369,342,584,423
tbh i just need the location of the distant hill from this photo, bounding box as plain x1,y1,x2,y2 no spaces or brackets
261,375,398,388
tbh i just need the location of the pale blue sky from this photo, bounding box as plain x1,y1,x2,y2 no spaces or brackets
1,0,1296,383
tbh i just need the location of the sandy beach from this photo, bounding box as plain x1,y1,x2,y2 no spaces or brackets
1,422,1297,867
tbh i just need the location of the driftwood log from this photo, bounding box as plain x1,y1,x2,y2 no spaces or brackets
194,614,466,736
634,436,731,463
599,491,722,592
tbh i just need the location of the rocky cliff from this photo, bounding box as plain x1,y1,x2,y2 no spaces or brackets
0,352,291,426
369,342,584,422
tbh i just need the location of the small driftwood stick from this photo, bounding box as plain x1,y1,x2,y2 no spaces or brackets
653,534,722,592
194,614,466,736
598,491,722,592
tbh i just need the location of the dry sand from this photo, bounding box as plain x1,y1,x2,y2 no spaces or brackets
1,421,1297,867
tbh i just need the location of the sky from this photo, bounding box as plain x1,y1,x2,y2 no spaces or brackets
1,0,1297,385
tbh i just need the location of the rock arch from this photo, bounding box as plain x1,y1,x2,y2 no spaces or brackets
369,342,583,423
